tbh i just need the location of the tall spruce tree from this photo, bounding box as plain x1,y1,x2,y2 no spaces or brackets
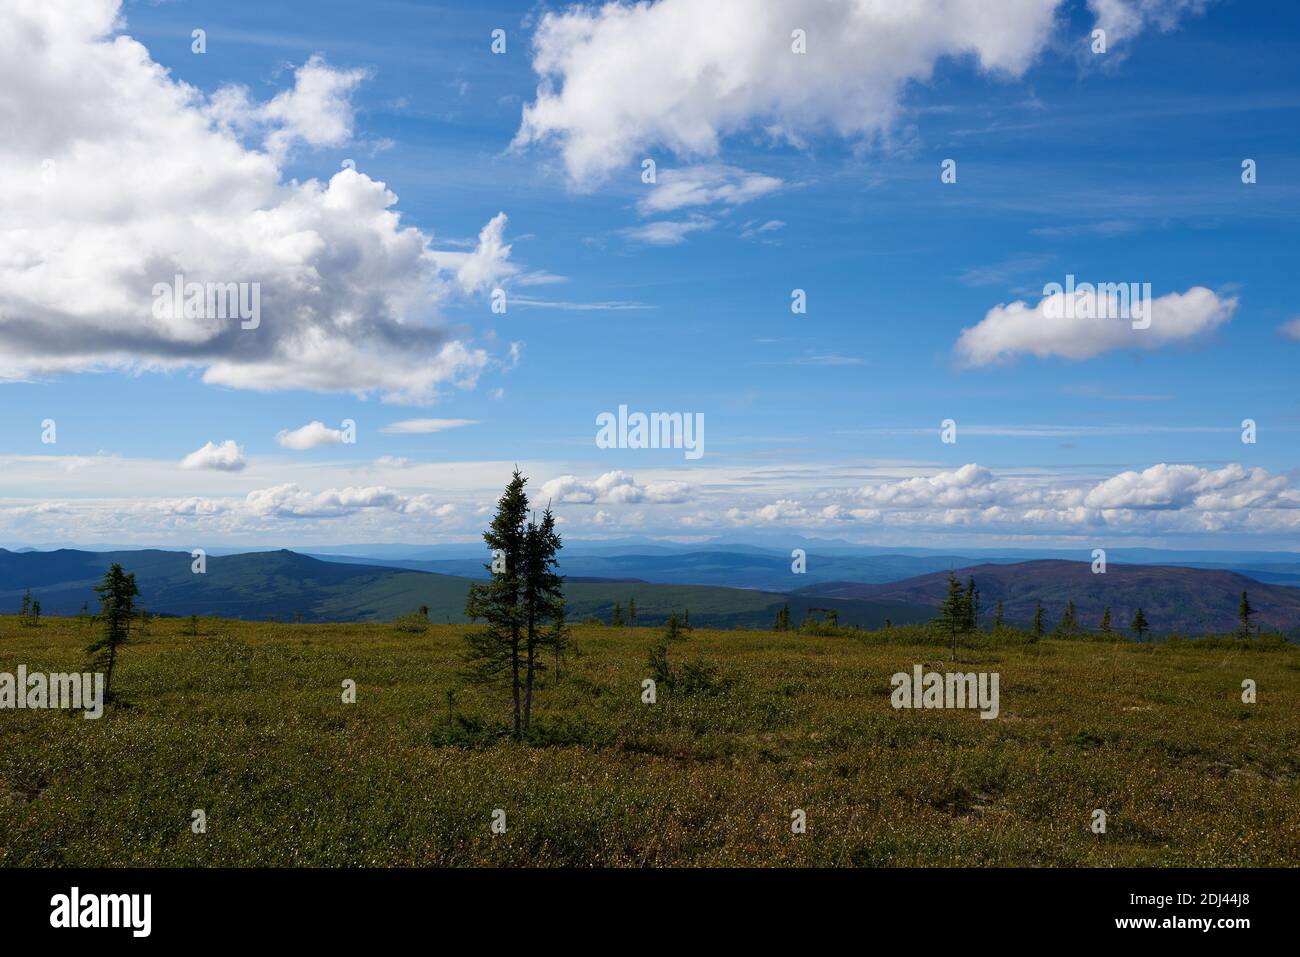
1058,600,1077,637
993,599,1004,631
1032,600,1045,640
1100,607,1112,634
1131,607,1149,641
462,473,567,737
664,611,684,642
87,563,139,702
774,603,791,631
938,573,965,660
462,469,530,737
1237,591,1253,640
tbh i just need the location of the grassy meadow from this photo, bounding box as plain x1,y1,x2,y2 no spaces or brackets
1,613,1297,867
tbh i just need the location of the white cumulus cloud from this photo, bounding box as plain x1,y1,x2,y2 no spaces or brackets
514,0,1063,186
206,54,368,161
276,421,347,450
179,440,246,472
0,0,514,403
955,286,1236,366
244,484,405,518
1083,463,1292,511
429,211,517,295
856,463,1001,508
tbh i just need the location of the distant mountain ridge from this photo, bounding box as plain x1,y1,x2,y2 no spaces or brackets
796,560,1300,636
8,537,1300,586
303,549,998,591
0,548,931,630
304,546,1300,593
4,548,1298,636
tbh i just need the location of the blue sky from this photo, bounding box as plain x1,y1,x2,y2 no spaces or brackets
1,0,1298,550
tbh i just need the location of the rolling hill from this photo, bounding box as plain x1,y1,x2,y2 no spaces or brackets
796,559,1300,636
304,549,1012,590
0,548,932,629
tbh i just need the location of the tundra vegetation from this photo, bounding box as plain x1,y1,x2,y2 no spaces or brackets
0,607,1295,866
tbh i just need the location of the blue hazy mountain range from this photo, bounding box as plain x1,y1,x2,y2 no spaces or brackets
2,544,1298,634
0,547,932,629
297,543,1300,590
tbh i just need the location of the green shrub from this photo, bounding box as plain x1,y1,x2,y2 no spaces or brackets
392,612,429,634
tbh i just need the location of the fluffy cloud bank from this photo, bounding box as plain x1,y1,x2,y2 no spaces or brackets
0,0,513,403
3,456,1298,545
955,286,1236,366
245,484,454,519
856,463,1001,509
864,462,1299,516
1082,463,1290,511
541,470,691,505
719,461,1300,534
